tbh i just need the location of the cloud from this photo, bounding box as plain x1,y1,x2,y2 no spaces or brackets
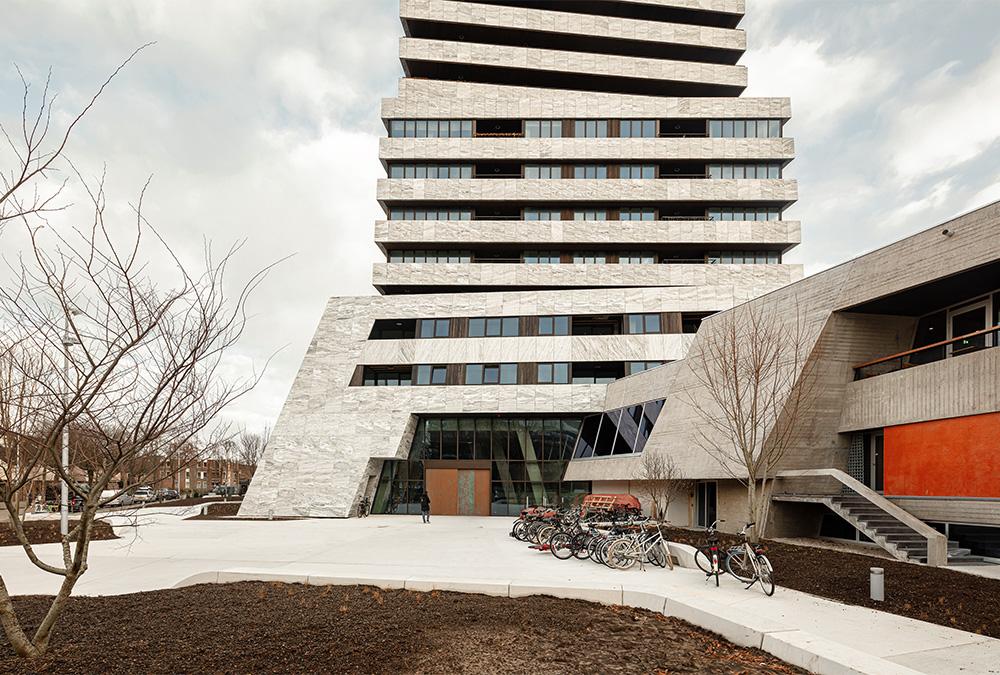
886,45,1000,185
743,38,895,140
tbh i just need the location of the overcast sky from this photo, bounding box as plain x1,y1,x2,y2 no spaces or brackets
1,0,998,432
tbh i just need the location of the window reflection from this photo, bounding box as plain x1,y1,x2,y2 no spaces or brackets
371,415,590,516
571,399,667,459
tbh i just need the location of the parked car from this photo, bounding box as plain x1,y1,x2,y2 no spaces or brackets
132,487,156,503
99,489,134,508
156,488,180,501
213,485,239,497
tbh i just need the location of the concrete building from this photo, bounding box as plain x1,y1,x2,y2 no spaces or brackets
242,0,801,519
564,201,1000,565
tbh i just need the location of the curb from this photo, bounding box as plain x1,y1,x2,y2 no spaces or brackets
174,569,922,675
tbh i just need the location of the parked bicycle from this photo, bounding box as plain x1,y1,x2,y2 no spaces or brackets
357,495,370,518
724,522,775,596
693,519,725,586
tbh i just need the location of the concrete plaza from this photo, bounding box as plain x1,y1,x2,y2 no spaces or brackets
3,508,998,674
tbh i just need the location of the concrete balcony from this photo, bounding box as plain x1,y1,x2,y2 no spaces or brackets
839,346,1000,432
382,79,790,120
378,137,795,162
399,37,747,96
400,0,747,55
384,78,787,120
374,218,801,248
376,177,797,205
372,261,803,291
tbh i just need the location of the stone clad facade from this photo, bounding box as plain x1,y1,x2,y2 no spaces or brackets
242,0,802,518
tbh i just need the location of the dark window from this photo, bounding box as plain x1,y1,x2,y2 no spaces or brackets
440,419,458,460
612,405,642,454
627,361,663,375
458,419,475,460
362,367,412,386
682,312,712,334
368,319,416,340
572,315,622,335
571,362,625,384
909,310,947,365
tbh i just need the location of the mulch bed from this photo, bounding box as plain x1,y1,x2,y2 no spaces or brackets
662,526,1000,638
185,502,242,520
0,520,117,547
0,582,804,674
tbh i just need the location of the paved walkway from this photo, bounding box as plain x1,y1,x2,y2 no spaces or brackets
3,510,997,674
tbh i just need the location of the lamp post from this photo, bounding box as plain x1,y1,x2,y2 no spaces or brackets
60,311,81,537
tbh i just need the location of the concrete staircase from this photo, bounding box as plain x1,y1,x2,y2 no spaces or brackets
828,495,986,565
775,469,948,566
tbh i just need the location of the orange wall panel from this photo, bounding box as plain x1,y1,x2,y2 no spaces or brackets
884,412,1000,498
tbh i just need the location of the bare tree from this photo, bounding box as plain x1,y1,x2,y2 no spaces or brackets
687,301,815,542
0,44,151,229
635,451,691,522
0,170,276,657
237,425,269,478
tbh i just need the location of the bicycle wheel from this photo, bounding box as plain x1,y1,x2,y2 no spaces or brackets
549,531,575,559
694,547,713,574
606,539,637,570
756,554,775,596
536,524,556,545
725,548,756,583
571,532,592,560
647,541,667,568
512,520,527,541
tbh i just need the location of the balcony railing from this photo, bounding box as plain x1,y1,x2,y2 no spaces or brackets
853,325,999,380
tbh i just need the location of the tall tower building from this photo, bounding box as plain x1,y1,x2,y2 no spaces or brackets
242,0,801,517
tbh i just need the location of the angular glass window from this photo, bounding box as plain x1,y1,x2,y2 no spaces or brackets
634,399,665,453
594,409,621,456
573,414,601,458
613,405,642,454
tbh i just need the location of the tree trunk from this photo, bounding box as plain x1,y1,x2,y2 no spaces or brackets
0,576,38,658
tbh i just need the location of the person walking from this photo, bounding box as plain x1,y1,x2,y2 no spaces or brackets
420,491,431,523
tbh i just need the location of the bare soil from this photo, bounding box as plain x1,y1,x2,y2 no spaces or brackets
662,526,1000,638
0,582,804,674
184,501,242,519
0,520,117,547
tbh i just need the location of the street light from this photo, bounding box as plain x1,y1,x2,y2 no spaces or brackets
60,310,81,538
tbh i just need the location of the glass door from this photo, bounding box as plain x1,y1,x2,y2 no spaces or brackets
862,431,884,493
696,481,717,527
947,300,991,357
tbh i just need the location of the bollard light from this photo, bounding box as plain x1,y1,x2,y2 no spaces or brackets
870,567,884,602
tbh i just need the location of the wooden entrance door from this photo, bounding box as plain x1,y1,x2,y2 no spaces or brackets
426,468,490,516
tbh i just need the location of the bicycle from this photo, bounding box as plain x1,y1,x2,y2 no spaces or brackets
357,496,370,518
605,521,671,571
724,522,775,596
693,520,724,586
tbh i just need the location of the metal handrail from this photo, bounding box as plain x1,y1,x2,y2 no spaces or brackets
776,469,947,566
854,324,999,378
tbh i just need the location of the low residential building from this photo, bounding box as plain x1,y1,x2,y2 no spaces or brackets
564,201,1000,565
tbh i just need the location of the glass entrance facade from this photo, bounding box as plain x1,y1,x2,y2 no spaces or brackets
372,415,590,515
